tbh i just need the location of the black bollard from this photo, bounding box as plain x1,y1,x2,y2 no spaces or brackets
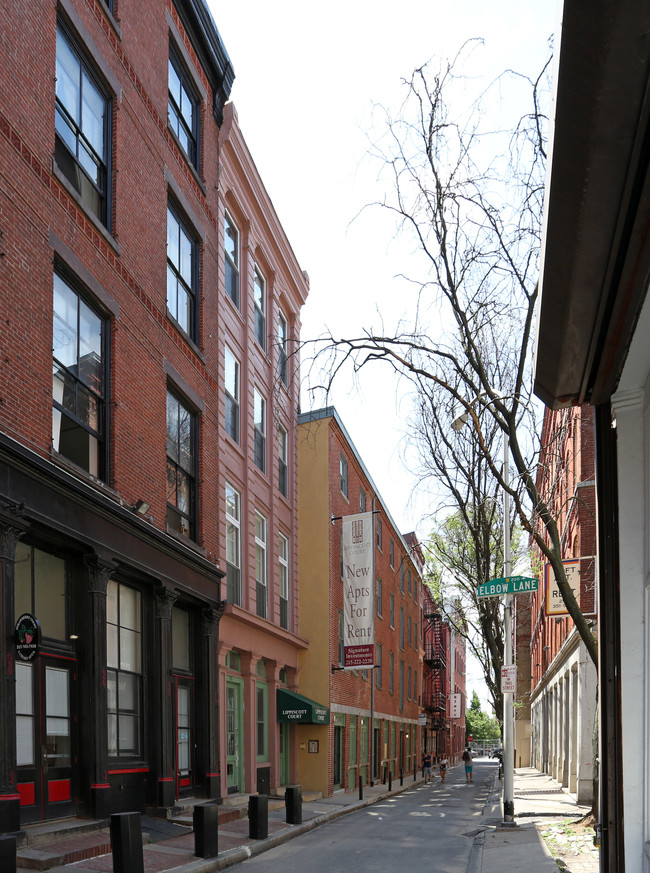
193,802,219,859
414,764,417,782
388,769,392,791
383,766,387,785
358,773,363,800
0,835,16,873
248,794,268,840
110,812,144,873
400,768,403,786
285,785,302,824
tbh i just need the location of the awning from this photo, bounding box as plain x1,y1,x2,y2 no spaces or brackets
277,689,330,724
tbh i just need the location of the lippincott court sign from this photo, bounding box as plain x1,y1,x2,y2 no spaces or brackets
477,576,539,598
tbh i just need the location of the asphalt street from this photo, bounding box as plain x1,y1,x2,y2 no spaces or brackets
225,759,497,873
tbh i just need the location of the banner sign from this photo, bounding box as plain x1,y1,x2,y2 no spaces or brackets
342,512,375,668
501,665,517,693
545,559,580,615
449,692,462,719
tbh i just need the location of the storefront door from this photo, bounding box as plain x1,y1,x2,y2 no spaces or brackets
16,656,76,823
226,679,244,794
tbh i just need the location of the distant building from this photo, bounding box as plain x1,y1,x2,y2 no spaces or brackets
421,587,467,765
297,408,423,796
528,406,597,802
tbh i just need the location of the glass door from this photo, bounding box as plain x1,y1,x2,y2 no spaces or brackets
175,680,193,798
17,658,76,822
226,679,244,794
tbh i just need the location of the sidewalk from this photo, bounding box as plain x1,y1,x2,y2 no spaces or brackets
476,766,599,873
15,765,598,872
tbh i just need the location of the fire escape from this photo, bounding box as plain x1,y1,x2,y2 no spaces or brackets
423,611,447,737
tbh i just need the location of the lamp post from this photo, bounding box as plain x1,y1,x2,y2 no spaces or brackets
452,396,515,825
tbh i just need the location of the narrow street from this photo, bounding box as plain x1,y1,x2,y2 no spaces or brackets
226,760,496,873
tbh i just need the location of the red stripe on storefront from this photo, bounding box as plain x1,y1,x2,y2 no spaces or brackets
17,784,34,806
108,768,150,775
48,779,71,802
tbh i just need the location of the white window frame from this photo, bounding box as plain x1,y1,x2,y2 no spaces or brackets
254,266,266,350
225,344,240,443
279,533,289,629
225,482,241,604
254,388,266,473
255,510,267,619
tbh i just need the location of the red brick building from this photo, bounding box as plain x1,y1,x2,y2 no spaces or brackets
297,408,424,796
0,0,307,830
421,587,466,765
528,405,598,802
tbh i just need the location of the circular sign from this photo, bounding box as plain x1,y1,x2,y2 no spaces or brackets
15,614,41,661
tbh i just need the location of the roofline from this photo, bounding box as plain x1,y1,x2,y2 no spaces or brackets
298,406,423,575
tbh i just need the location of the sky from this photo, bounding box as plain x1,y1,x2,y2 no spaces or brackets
208,0,558,713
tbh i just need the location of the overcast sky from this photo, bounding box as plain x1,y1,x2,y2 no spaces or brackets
208,1,558,713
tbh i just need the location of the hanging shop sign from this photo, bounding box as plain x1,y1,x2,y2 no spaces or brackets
545,559,580,616
342,512,375,668
15,613,41,661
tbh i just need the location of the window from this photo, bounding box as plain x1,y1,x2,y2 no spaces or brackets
389,593,394,628
376,643,382,689
376,515,382,550
414,670,418,702
278,425,288,496
225,346,240,442
254,267,266,349
360,487,366,512
389,651,394,694
168,46,199,168
166,390,196,538
279,533,289,630
172,607,190,671
53,271,106,479
408,615,412,646
254,389,266,472
277,311,288,384
408,665,412,700
167,204,197,338
340,453,348,497
224,212,239,307
256,682,268,760
55,23,109,225
15,543,66,641
400,562,405,593
408,568,412,595
376,577,382,617
107,581,142,757
255,511,267,619
338,611,344,665
225,483,241,604
400,607,404,650
389,538,394,568
399,660,404,710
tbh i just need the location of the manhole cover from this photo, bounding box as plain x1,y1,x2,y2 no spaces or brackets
516,789,565,796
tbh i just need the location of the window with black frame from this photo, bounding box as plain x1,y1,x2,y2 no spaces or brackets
166,389,196,538
168,45,199,169
52,271,106,479
253,267,266,350
55,22,109,225
253,388,266,473
277,424,288,495
225,345,240,442
224,212,239,307
167,203,197,339
106,581,142,757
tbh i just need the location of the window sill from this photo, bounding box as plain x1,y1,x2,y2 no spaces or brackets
50,448,114,497
165,523,207,558
52,158,121,256
165,311,206,363
99,1,122,40
167,125,207,197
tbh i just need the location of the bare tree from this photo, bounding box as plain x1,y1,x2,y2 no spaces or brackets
308,42,597,667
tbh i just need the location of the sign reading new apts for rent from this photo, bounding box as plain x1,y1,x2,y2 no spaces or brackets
342,512,375,669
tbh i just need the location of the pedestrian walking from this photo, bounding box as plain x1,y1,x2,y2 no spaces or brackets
422,750,432,783
462,748,473,784
439,754,448,783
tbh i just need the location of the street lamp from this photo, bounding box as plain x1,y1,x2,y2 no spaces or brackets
452,394,516,826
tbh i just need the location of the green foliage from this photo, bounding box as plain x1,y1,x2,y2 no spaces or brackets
466,694,502,740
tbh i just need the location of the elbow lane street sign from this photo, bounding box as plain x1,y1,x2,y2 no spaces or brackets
477,576,539,598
